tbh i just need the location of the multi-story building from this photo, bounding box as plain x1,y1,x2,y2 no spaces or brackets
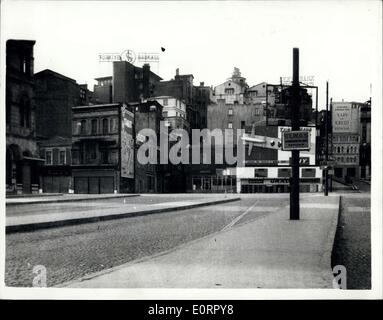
154,96,189,132
130,100,165,193
193,82,212,129
331,101,362,183
359,99,371,179
195,72,322,194
113,62,162,103
6,39,44,194
71,103,134,193
212,67,248,105
34,69,81,139
154,68,203,130
93,76,113,104
39,136,72,193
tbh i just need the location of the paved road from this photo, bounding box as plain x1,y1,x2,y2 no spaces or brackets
6,195,290,287
331,184,371,289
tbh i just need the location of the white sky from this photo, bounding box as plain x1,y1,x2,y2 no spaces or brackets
1,0,382,109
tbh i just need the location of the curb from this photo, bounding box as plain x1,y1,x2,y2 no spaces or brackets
6,197,241,234
318,195,341,288
6,194,139,206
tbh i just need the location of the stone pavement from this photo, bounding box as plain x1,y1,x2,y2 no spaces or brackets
62,195,340,289
6,195,240,233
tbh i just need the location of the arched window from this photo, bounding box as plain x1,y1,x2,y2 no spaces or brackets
91,119,98,134
102,118,109,134
80,120,87,135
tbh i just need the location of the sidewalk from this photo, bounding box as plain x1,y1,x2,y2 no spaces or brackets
6,193,139,205
61,195,340,289
6,195,240,233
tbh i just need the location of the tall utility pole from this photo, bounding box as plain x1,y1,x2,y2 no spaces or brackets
324,81,329,196
290,48,301,220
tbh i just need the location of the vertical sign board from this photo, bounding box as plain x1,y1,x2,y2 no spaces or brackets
282,130,310,151
121,106,134,178
332,103,359,133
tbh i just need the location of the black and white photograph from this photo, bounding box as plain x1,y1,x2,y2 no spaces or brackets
0,0,382,300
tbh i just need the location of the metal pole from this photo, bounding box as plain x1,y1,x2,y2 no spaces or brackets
324,81,329,196
290,48,300,220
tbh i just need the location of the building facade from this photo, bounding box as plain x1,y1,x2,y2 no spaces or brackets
71,103,134,193
34,69,81,139
6,39,44,194
39,136,72,193
331,101,362,183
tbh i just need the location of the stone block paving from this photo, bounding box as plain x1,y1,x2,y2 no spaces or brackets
331,196,371,289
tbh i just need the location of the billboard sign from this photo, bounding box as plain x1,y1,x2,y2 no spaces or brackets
282,130,310,151
121,106,134,178
332,103,359,133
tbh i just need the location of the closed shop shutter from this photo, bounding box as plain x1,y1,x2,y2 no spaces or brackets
100,176,114,193
89,177,100,194
74,177,88,194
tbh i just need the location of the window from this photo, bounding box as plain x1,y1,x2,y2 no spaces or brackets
110,118,118,133
45,150,52,165
228,122,233,129
102,118,109,134
91,119,98,134
80,120,87,135
241,121,246,130
228,108,233,115
302,168,315,178
225,88,234,95
254,169,268,177
163,111,168,118
59,150,66,165
163,98,168,106
278,168,291,177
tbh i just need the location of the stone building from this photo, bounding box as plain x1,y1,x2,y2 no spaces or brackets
71,103,134,193
331,101,362,183
6,39,44,194
34,69,81,139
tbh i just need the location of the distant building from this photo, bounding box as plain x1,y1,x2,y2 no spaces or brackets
131,100,165,193
79,84,94,106
154,68,205,130
359,99,371,179
93,76,113,104
34,69,81,139
6,39,44,194
212,67,248,105
331,101,363,183
113,62,162,103
154,96,189,132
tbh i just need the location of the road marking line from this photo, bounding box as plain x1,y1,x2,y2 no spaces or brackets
221,200,259,232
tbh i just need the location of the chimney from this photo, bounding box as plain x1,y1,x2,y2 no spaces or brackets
200,82,204,87
176,68,179,76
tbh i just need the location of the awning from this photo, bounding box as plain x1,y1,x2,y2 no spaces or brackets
22,156,45,162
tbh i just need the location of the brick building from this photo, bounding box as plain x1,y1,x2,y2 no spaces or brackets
6,39,44,194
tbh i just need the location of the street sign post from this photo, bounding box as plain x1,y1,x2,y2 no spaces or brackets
282,130,310,151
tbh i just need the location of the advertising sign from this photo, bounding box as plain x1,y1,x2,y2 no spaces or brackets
332,103,359,133
282,131,310,151
121,106,134,178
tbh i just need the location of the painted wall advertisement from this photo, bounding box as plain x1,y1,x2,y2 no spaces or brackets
121,106,134,178
332,103,359,133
